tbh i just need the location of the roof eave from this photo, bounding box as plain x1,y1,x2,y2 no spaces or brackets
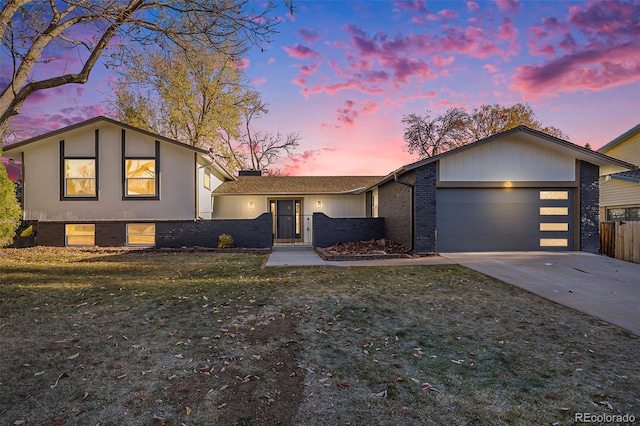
598,123,640,153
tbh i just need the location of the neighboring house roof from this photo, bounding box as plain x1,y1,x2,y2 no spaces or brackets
370,125,637,189
598,123,640,153
213,176,382,195
610,169,640,184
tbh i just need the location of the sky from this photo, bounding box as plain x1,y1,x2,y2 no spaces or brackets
3,0,640,177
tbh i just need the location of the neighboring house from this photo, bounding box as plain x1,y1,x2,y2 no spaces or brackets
212,172,381,245
368,126,634,253
597,124,640,221
2,116,233,247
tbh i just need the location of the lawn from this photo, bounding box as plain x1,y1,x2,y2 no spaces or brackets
0,248,638,425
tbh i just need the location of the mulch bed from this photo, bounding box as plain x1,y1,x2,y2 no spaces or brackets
315,239,409,261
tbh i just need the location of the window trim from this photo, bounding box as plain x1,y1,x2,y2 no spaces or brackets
59,130,99,200
122,130,160,200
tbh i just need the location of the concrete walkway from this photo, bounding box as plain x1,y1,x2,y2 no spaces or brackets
265,246,455,267
441,251,640,336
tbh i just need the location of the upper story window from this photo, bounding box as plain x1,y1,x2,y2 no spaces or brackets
125,159,156,196
65,159,96,196
60,131,99,200
122,131,160,200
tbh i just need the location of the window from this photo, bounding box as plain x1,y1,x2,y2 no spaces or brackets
204,171,211,189
65,159,96,196
65,224,95,246
607,207,640,221
125,159,156,196
126,223,155,246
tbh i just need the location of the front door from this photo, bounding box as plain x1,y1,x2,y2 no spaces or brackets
276,200,295,240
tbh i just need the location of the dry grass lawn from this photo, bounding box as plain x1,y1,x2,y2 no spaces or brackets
0,247,638,425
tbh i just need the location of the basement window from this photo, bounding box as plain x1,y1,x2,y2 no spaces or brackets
65,224,95,246
126,223,156,247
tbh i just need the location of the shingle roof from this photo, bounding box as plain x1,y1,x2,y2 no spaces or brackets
611,169,640,184
213,176,382,195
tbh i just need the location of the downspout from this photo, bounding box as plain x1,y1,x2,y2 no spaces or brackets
394,173,415,253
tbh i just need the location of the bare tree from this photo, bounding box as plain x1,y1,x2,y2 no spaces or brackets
0,0,290,136
402,107,470,158
403,103,569,159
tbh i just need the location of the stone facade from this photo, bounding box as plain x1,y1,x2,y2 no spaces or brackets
580,161,600,253
313,213,385,248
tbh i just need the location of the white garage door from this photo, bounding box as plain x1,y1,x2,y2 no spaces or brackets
436,188,573,252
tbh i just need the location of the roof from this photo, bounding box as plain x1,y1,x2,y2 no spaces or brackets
611,169,640,184
213,176,382,195
370,126,637,189
3,115,210,155
598,123,640,153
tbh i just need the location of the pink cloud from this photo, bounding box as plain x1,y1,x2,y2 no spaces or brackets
439,10,457,19
512,44,640,95
335,99,380,127
279,148,337,175
298,28,320,44
495,0,520,14
484,64,499,73
467,2,479,12
252,77,267,86
394,0,428,14
283,44,322,60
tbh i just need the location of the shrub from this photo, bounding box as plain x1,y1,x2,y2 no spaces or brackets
217,233,234,248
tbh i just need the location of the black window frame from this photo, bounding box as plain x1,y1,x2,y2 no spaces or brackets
59,130,99,201
121,130,160,200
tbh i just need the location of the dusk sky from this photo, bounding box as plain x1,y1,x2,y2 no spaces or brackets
4,0,640,176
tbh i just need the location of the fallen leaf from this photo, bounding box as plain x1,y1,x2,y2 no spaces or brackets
34,370,45,376
67,352,80,360
422,383,440,392
599,401,614,410
82,392,89,401
52,417,64,426
217,403,227,409
50,371,69,388
545,394,559,401
13,421,26,425
186,406,192,416
337,382,350,388
375,390,387,398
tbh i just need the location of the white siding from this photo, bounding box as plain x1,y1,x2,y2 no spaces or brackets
22,122,197,221
440,137,576,182
212,194,367,219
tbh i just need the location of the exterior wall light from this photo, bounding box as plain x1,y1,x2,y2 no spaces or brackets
248,201,255,210
316,200,323,209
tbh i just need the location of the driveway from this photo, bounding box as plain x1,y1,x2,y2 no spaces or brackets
441,252,640,336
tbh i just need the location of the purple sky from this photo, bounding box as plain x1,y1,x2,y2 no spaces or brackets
3,0,640,176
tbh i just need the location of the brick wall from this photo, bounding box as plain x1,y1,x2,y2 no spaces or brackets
156,213,273,248
414,162,437,254
580,161,600,253
32,214,273,248
377,172,415,248
313,213,385,248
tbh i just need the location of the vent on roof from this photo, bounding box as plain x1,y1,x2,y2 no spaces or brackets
238,170,262,177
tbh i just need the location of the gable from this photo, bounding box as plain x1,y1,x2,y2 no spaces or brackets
439,136,576,182
598,125,640,168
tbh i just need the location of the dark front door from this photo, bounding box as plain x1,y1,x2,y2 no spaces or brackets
276,200,295,240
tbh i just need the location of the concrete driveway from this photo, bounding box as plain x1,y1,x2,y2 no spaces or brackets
441,252,640,336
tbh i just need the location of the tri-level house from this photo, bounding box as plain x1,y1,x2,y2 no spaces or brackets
3,116,233,247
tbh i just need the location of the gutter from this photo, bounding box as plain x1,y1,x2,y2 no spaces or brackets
394,173,415,253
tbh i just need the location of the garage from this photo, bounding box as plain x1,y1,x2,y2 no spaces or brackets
436,188,574,252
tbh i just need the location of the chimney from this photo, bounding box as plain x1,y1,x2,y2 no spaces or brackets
238,170,262,177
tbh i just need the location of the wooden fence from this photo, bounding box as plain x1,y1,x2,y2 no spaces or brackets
600,221,640,263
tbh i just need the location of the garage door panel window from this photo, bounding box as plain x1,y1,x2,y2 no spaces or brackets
540,238,568,247
540,223,569,231
540,191,569,200
540,207,569,215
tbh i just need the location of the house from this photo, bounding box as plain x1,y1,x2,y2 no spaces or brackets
2,116,234,247
212,173,381,245
368,126,634,253
597,124,640,221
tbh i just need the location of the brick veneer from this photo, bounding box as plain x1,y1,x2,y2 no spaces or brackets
413,162,437,254
579,161,600,253
313,213,385,248
377,171,415,248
